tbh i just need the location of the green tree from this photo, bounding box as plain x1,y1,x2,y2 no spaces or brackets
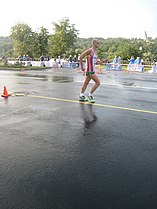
0,36,13,57
48,17,79,58
120,43,140,60
10,22,33,58
32,27,50,59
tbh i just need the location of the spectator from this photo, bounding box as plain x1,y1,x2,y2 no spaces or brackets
39,54,45,67
39,55,44,61
128,56,135,64
141,59,144,65
2,56,8,64
118,56,121,64
135,57,141,65
68,55,72,62
23,55,27,61
73,55,77,62
134,57,143,72
128,56,135,71
19,55,23,61
68,55,73,68
113,55,118,64
113,55,118,70
46,55,50,61
73,55,77,68
56,56,61,67
77,54,80,67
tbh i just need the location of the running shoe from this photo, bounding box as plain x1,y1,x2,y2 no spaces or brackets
79,95,88,102
88,96,95,103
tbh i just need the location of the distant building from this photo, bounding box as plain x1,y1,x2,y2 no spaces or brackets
144,31,152,42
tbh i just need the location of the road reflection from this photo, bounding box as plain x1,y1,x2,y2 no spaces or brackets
80,104,98,135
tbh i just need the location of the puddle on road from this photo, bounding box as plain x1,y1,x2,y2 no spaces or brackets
122,81,135,86
16,73,48,81
17,82,30,84
16,73,73,83
51,76,73,83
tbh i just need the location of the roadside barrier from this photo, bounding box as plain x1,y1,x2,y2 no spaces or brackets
102,63,145,73
7,60,155,73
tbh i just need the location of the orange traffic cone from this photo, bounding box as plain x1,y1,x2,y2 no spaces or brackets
1,86,11,98
22,64,24,73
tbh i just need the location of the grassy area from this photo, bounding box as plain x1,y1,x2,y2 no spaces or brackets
0,62,50,70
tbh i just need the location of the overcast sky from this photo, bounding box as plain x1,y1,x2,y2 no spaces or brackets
1,0,157,39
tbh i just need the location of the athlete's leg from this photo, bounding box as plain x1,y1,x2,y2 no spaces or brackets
81,75,91,93
88,74,100,94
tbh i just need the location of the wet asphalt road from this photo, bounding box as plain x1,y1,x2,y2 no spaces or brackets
0,68,157,209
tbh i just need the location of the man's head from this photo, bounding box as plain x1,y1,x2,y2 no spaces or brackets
92,39,99,48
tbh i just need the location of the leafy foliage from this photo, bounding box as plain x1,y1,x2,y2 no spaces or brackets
0,18,157,65
48,17,79,58
31,27,50,59
10,22,33,57
0,36,13,57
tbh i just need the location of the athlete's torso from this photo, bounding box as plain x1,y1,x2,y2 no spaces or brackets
86,48,97,73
